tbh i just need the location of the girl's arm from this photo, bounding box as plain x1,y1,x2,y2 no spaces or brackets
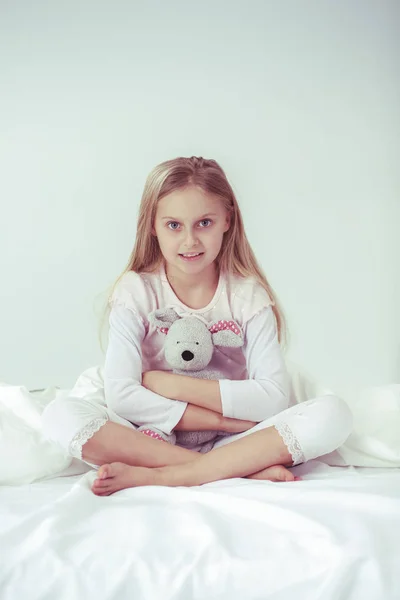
143,306,290,422
218,306,290,421
174,404,256,433
104,304,187,433
142,370,222,413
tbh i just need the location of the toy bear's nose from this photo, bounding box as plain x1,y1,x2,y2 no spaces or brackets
182,350,194,362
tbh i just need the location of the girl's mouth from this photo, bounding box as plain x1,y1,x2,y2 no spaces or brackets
179,252,204,261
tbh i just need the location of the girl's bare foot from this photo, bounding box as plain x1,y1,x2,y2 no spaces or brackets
91,463,161,496
247,465,300,482
91,462,300,496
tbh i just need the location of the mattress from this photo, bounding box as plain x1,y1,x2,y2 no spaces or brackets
1,460,400,600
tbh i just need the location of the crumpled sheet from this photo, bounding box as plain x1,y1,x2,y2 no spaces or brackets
0,383,71,485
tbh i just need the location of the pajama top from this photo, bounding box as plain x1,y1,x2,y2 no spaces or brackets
104,261,291,434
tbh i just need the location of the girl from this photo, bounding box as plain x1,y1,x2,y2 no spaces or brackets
42,156,353,495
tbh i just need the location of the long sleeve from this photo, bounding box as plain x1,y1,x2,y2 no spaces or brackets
104,304,187,434
218,306,290,421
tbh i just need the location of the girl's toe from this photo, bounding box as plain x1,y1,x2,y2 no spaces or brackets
92,483,111,495
93,479,110,488
97,464,112,480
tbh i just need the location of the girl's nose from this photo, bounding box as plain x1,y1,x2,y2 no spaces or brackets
184,230,198,248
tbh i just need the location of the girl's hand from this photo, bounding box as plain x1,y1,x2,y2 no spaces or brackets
220,416,257,433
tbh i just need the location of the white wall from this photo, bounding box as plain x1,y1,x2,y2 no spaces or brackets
1,1,399,392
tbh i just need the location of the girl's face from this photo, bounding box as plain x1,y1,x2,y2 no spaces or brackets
153,186,230,276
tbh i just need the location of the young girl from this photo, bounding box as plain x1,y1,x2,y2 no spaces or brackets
42,156,353,495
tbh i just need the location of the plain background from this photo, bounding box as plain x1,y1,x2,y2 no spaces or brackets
1,1,399,394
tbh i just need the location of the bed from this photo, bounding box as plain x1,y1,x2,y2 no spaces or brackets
1,366,400,599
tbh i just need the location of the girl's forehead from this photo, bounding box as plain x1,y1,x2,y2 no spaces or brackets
156,188,224,218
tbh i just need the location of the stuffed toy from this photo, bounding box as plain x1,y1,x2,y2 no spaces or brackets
138,307,244,452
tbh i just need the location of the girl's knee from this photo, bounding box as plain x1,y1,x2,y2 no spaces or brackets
301,394,353,459
280,394,354,464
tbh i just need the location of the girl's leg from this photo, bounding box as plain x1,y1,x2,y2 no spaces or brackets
88,423,296,493
93,426,291,494
42,392,279,487
93,395,353,494
83,421,199,467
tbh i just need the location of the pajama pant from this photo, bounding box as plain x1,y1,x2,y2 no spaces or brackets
42,388,353,469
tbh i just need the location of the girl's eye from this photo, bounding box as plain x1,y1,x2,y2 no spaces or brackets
167,222,180,230
167,219,212,230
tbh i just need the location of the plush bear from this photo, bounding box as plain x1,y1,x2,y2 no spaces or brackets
141,307,244,452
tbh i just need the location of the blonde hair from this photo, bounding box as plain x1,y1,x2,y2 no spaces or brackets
100,156,289,349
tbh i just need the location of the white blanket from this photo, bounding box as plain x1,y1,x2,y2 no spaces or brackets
287,364,400,468
1,363,400,485
0,464,400,599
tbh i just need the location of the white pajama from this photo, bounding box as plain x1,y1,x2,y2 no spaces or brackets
42,270,353,468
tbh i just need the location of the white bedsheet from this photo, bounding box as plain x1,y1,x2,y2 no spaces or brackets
1,462,400,599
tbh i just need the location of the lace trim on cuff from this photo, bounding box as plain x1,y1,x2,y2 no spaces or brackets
69,416,108,460
274,421,305,466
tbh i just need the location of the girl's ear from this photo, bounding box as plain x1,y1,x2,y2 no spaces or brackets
223,213,231,233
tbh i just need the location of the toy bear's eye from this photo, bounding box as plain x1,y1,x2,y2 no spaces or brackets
176,341,180,344
196,342,199,345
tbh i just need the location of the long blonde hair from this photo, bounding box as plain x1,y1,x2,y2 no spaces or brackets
101,156,289,349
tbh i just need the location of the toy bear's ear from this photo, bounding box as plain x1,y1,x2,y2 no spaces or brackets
208,319,244,347
148,307,181,334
